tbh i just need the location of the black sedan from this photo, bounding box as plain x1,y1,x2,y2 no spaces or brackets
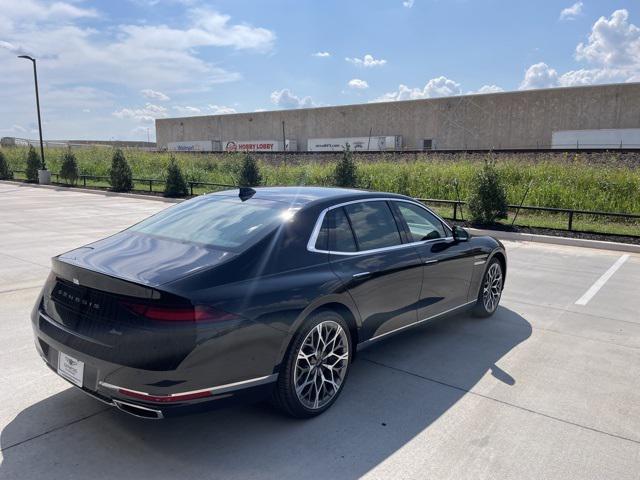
31,187,506,419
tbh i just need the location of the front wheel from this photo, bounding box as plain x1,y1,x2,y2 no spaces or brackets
473,258,503,317
272,311,352,418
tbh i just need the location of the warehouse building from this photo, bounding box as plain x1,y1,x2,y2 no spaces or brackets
155,83,640,152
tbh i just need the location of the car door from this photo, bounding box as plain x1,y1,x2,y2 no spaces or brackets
390,201,476,320
317,200,423,341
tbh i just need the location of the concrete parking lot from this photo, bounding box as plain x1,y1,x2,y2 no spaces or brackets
1,182,639,480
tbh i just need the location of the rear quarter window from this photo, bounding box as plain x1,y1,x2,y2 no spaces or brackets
315,208,357,252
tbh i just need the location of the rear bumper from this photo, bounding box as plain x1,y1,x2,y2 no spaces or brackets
32,306,281,419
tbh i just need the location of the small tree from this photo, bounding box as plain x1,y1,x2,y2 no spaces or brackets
238,154,262,187
334,143,358,188
0,151,12,180
164,156,189,197
395,168,411,196
468,159,508,224
25,146,40,183
60,149,79,185
109,149,133,192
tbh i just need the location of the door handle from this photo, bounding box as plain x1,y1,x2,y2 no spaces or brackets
352,271,372,279
423,259,438,265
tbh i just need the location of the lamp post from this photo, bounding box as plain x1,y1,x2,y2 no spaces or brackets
18,55,49,183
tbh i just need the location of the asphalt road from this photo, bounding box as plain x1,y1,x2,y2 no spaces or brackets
1,182,639,480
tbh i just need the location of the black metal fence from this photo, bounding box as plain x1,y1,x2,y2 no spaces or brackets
11,170,235,195
8,170,640,238
417,198,640,237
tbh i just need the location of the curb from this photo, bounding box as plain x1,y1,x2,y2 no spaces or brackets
0,180,184,204
469,228,640,254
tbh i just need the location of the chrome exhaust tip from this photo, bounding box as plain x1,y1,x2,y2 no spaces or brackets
113,399,164,419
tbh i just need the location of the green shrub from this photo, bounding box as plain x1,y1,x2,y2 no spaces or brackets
109,149,133,192
334,144,358,188
0,151,12,180
25,146,40,182
395,168,411,195
59,149,79,185
468,159,508,224
164,156,189,197
238,154,262,187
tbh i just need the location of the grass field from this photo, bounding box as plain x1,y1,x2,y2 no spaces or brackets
4,147,640,236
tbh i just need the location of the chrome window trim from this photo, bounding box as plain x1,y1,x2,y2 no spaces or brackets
306,197,454,256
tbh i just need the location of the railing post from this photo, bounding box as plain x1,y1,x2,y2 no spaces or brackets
83,176,86,187
149,180,152,192
453,202,457,220
568,211,574,231
190,182,193,196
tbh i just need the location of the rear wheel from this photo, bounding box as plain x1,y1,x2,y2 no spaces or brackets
272,311,352,418
473,258,503,317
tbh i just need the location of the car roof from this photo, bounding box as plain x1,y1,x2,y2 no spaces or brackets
208,186,411,209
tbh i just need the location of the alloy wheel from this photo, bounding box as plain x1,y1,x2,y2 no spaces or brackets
294,320,349,410
482,262,503,313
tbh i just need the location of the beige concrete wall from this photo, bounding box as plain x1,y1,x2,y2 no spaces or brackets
155,83,640,151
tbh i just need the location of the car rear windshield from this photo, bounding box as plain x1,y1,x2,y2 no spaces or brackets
129,195,293,250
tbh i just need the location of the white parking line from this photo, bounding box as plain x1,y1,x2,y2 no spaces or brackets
575,254,630,306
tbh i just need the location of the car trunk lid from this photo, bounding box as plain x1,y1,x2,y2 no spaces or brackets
57,231,234,287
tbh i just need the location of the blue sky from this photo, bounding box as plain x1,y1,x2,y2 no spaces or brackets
1,0,639,141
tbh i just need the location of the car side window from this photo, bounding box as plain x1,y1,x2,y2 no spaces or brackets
396,202,447,242
315,208,357,252
344,201,402,251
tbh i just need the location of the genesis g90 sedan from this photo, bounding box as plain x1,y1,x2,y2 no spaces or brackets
31,187,506,419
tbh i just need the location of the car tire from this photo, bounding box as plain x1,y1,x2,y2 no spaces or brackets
473,258,504,317
272,310,352,418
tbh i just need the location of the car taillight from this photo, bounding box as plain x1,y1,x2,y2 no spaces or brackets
120,302,238,323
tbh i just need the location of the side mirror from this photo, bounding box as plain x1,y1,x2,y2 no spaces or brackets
452,225,469,242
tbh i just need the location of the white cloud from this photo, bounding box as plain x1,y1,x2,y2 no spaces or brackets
141,89,170,101
44,86,116,110
521,9,640,90
375,76,462,102
0,0,276,139
208,104,237,114
0,2,273,91
560,2,583,21
173,106,201,115
348,78,369,89
346,54,387,67
312,51,331,57
558,68,629,86
403,0,415,8
576,9,640,67
270,89,315,109
121,8,275,54
0,124,28,134
1,0,98,23
0,40,32,56
473,85,504,94
113,103,168,124
519,62,559,90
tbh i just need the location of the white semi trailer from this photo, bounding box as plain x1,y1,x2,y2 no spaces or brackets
167,141,214,152
552,129,640,149
223,139,297,152
307,136,402,152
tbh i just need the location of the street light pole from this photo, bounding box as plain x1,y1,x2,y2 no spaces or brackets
18,55,46,170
